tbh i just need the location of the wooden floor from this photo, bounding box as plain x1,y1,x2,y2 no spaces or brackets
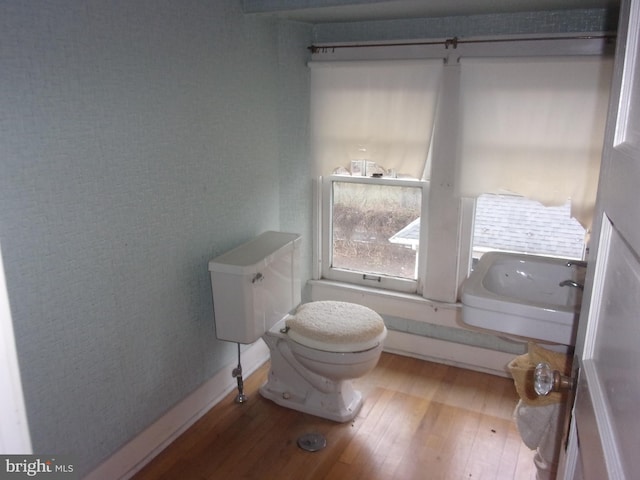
133,353,536,480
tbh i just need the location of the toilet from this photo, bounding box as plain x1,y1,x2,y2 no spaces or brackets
208,231,387,422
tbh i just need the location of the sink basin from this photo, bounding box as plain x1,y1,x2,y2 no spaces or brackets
461,252,586,347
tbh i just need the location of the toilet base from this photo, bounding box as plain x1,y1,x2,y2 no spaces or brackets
259,331,365,423
259,374,362,423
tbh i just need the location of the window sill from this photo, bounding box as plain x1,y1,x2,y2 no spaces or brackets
306,279,462,329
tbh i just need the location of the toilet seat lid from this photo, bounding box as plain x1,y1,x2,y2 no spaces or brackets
285,301,386,353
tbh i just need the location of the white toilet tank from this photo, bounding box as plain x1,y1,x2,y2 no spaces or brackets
208,231,301,344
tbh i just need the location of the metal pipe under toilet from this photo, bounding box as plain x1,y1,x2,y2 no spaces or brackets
232,343,248,404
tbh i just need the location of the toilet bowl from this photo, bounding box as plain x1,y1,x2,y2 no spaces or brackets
208,231,386,423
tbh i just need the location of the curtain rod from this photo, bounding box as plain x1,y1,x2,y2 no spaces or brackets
308,34,616,53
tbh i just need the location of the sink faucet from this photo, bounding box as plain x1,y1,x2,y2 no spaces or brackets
566,260,587,268
559,279,584,290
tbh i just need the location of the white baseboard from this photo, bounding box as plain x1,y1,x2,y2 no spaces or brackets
85,340,269,480
384,330,515,378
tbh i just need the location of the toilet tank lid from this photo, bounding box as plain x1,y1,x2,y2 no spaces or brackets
208,231,301,275
286,301,387,353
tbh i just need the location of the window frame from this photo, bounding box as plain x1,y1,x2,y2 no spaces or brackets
320,174,429,294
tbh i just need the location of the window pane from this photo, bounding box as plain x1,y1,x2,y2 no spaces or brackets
472,194,586,266
332,181,421,279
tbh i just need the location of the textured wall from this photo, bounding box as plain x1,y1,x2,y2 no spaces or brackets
312,8,618,42
277,22,314,284
0,0,311,475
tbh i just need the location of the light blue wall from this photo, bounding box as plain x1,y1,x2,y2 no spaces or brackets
312,8,618,42
277,22,314,282
0,0,311,475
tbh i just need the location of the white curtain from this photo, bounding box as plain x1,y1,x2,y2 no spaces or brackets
310,60,444,179
456,56,613,227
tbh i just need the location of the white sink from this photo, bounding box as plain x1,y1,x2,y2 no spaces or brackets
461,252,586,347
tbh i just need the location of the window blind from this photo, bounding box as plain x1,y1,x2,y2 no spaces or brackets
456,56,614,227
310,59,444,179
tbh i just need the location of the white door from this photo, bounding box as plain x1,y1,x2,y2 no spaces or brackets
561,0,640,478
0,241,32,453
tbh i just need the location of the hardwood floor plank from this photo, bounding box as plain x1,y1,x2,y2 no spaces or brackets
515,440,538,480
463,415,512,479
358,392,430,480
496,419,529,479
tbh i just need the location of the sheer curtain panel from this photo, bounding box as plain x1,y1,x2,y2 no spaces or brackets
456,56,613,227
310,60,444,179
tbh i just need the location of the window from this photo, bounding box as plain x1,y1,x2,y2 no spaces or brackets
322,175,427,292
311,59,442,294
311,37,613,302
471,194,587,269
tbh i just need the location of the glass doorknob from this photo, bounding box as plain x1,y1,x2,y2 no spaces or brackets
534,362,575,396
